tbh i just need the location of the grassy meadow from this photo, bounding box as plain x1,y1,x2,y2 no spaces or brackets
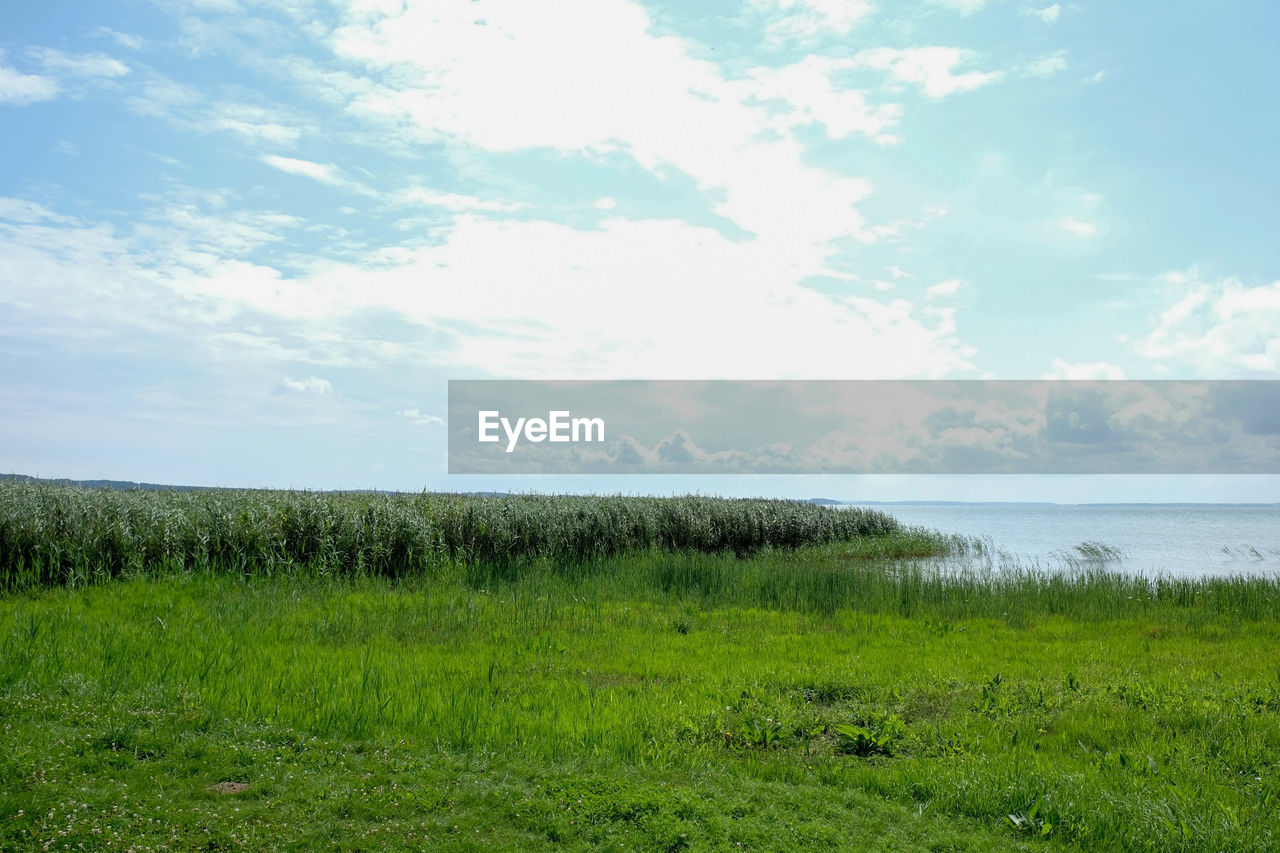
2,482,1280,851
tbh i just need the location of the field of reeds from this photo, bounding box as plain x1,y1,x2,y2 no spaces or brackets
3,482,1280,851
0,481,903,591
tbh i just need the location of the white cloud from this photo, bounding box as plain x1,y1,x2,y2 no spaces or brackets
281,376,333,394
298,216,976,378
0,197,78,224
124,71,317,149
126,77,198,117
928,0,986,15
926,279,963,297
1138,273,1280,375
389,216,438,232
1061,217,1097,237
594,197,617,210
328,0,896,249
269,54,377,109
1045,358,1125,380
398,408,444,427
395,187,523,212
738,49,992,150
851,47,1002,98
132,195,303,256
744,55,902,141
1022,52,1067,77
261,155,373,196
169,0,244,14
1023,4,1061,23
0,65,59,105
204,103,303,145
30,48,130,78
757,0,876,42
887,265,910,279
0,2,988,383
126,74,310,147
0,199,977,380
93,28,146,50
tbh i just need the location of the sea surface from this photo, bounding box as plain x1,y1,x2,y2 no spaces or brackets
849,503,1280,578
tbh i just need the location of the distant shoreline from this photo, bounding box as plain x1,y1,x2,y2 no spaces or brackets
3,473,1277,507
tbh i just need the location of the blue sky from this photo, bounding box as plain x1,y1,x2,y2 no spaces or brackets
1,0,1278,501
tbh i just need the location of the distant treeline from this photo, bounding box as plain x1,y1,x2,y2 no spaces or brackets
0,481,900,590
0,473,223,492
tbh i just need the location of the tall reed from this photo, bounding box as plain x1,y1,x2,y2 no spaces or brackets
0,481,902,590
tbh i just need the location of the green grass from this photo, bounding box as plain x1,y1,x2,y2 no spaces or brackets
3,484,1280,850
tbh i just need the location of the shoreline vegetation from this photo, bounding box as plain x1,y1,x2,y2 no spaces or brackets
2,482,1279,850
0,482,905,592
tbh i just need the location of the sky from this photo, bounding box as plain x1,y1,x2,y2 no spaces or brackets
1,0,1278,501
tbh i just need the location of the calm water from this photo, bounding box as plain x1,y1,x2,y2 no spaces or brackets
850,503,1280,578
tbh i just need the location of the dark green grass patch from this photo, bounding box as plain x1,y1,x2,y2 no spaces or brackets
0,704,1039,852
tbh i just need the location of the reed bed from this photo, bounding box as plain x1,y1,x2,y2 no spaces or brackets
0,481,902,590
